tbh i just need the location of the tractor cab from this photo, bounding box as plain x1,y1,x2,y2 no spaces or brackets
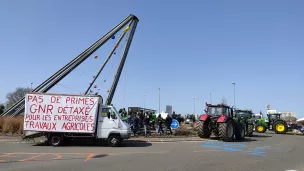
235,110,253,120
204,103,233,118
267,113,281,122
267,113,283,129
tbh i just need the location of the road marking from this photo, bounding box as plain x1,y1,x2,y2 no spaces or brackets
0,153,16,159
19,154,46,162
84,153,95,162
146,141,175,143
194,149,225,152
139,140,206,144
52,154,61,160
179,141,206,143
0,151,168,163
200,141,280,156
3,152,83,155
108,151,169,156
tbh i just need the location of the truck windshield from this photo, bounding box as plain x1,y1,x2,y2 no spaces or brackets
112,106,123,120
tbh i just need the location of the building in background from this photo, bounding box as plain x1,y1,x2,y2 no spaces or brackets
166,105,172,116
266,104,297,121
279,112,296,118
128,107,156,114
266,109,277,114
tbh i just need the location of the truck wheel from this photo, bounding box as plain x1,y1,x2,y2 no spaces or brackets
274,121,288,134
219,119,234,142
48,134,63,147
255,124,266,133
235,122,245,140
247,124,254,137
108,135,121,147
197,120,211,138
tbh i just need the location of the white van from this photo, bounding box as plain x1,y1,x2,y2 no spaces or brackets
23,93,131,147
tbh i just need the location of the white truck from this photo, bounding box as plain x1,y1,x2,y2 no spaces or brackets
23,92,131,147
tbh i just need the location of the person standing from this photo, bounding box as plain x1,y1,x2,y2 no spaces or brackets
144,114,151,137
157,114,164,135
152,112,157,130
139,111,144,129
165,114,173,135
132,114,139,136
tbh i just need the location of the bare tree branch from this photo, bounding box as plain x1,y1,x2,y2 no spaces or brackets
5,87,31,108
221,97,227,105
0,104,5,114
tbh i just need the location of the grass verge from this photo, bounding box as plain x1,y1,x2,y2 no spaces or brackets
174,123,197,136
0,116,24,134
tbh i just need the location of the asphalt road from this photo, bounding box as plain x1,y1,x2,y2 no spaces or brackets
0,132,303,171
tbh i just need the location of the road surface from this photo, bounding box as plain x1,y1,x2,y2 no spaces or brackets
0,132,303,171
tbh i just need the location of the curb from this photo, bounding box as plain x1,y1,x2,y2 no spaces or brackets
0,139,22,142
127,139,205,143
285,133,304,136
0,138,206,143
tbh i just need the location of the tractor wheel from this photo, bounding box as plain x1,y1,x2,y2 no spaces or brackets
197,120,211,138
219,119,234,142
274,121,288,134
247,124,254,137
235,122,245,141
255,124,266,133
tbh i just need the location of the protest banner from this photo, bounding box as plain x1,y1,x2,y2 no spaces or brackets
24,93,100,133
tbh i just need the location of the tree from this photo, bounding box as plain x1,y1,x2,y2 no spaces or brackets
0,104,5,114
5,87,31,109
259,110,263,117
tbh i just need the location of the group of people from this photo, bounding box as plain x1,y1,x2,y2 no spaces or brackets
118,108,173,137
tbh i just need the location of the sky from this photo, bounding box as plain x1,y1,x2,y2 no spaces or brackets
0,0,303,117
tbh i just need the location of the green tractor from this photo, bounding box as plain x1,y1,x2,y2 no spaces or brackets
234,109,254,137
255,113,288,134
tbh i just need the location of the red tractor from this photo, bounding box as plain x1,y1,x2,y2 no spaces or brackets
196,103,245,142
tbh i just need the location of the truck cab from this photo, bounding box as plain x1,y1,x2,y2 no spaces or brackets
97,105,131,145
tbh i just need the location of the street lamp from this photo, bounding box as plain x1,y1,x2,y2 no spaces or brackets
232,82,236,108
192,97,196,114
158,88,160,114
144,94,146,115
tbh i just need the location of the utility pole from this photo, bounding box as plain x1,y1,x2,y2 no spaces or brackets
144,94,146,115
192,97,196,114
232,82,236,108
2,14,139,117
158,88,160,114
